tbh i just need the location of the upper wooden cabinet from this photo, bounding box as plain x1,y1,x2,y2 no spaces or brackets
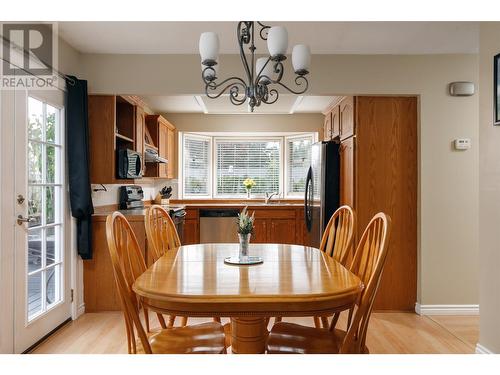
323,112,332,141
331,105,340,139
88,95,140,184
339,96,355,140
322,100,341,141
144,115,177,179
88,94,177,183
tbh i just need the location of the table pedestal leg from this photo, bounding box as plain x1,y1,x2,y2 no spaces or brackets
230,317,268,354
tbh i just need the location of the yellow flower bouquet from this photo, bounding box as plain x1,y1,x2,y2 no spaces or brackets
243,178,256,199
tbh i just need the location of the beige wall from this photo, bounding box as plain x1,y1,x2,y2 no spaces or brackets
478,23,500,353
164,113,323,132
58,36,83,76
79,53,479,307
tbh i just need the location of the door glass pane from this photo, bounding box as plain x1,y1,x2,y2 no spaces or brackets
25,97,64,323
28,228,43,273
28,141,43,184
45,226,57,266
46,145,56,183
45,186,55,225
46,265,61,308
28,271,42,320
46,104,58,143
28,97,43,141
28,186,42,227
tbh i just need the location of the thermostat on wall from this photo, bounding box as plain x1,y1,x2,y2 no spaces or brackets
454,138,471,150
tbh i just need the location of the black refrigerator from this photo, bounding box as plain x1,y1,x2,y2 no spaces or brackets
304,141,340,248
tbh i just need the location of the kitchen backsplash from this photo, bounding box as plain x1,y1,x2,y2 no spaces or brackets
91,179,179,207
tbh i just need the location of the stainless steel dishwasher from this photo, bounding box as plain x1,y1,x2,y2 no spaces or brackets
199,208,240,243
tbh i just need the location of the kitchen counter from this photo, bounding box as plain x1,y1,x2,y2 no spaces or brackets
93,205,186,220
92,200,304,219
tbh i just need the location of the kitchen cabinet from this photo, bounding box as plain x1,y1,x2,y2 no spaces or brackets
323,111,332,141
183,219,199,245
252,220,268,243
167,127,176,178
339,136,355,209
181,205,306,246
331,105,340,139
339,96,355,140
84,216,146,311
88,95,149,184
269,219,297,244
330,96,417,311
135,105,146,171
145,115,177,179
323,102,340,141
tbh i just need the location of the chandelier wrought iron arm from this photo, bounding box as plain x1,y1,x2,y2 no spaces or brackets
236,21,253,84
257,22,271,40
204,75,248,100
265,75,309,95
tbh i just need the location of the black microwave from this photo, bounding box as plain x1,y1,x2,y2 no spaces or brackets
117,149,143,179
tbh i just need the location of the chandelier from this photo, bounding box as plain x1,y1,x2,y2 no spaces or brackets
199,22,311,112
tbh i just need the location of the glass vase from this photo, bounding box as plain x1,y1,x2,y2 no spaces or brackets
238,233,251,258
246,188,251,199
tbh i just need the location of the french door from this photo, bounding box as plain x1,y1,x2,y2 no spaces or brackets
13,89,71,353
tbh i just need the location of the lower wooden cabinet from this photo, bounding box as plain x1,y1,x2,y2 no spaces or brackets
181,206,305,246
252,219,268,243
183,219,199,245
84,216,146,312
269,219,297,244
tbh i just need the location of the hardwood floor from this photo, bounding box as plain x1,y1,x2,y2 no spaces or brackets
30,312,478,354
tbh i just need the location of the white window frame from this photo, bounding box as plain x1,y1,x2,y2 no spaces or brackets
284,133,316,198
180,133,212,199
179,132,317,199
213,136,284,199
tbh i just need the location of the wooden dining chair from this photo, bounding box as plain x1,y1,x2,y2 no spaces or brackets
145,205,181,263
275,205,356,329
315,205,356,328
106,211,226,354
144,205,186,327
266,212,392,354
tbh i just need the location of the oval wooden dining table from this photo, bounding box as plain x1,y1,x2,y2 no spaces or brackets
133,243,363,354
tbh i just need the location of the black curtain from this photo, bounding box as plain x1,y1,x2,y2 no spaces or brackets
66,76,94,259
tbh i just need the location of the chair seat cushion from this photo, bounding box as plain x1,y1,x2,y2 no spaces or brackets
137,322,226,354
266,322,346,354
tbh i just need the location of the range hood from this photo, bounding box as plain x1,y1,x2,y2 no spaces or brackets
145,147,168,164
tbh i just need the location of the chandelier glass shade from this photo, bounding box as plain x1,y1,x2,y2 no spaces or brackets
199,22,311,112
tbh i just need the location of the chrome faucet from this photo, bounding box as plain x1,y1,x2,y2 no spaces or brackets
265,192,280,204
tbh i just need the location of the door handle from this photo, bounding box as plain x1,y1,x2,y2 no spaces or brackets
17,215,36,225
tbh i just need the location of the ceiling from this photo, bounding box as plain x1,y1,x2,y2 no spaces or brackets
141,95,336,114
58,21,479,55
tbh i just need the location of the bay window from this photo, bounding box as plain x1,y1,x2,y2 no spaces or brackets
180,132,316,199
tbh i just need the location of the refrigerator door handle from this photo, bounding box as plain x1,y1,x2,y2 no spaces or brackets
304,166,313,231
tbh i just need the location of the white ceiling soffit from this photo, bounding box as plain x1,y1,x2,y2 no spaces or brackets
142,95,204,113
58,21,479,55
140,95,335,114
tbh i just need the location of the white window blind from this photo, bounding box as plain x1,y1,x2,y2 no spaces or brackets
215,139,281,197
183,135,210,196
287,135,313,195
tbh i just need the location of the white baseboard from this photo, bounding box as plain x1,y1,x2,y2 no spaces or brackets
475,343,494,354
415,303,479,315
76,303,85,319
